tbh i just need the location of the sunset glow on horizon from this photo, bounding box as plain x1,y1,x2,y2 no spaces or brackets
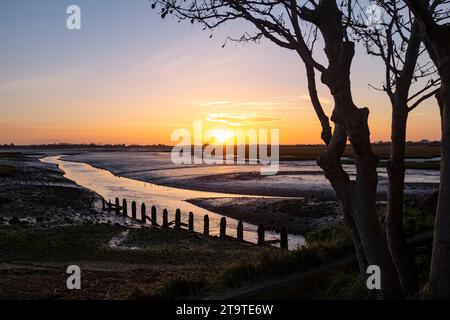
0,0,442,145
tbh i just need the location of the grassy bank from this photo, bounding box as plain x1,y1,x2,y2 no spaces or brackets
279,144,441,162
0,224,261,299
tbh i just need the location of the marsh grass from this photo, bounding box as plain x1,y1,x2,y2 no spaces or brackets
0,164,17,177
152,274,210,299
279,144,440,161
0,152,24,159
0,195,12,205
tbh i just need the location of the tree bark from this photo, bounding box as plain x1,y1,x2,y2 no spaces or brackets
403,0,450,299
385,20,421,297
318,125,368,278
305,64,332,145
430,83,450,299
304,61,368,280
330,85,402,299
300,0,403,299
386,97,419,297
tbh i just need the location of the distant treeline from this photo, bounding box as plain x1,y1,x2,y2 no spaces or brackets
0,141,441,161
0,143,172,150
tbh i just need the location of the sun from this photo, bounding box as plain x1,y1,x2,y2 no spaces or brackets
209,129,235,144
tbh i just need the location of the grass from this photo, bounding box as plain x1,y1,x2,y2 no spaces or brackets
341,159,440,170
0,203,435,299
301,272,372,300
152,274,211,299
279,144,440,161
0,195,12,206
0,224,122,262
0,152,24,159
0,164,17,177
204,225,355,292
0,224,259,266
403,161,440,170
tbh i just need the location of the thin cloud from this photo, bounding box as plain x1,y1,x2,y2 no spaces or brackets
300,94,332,105
200,100,234,107
206,112,282,126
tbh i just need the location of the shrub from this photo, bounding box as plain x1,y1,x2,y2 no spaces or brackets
154,274,210,299
305,224,352,249
319,272,371,300
220,261,258,288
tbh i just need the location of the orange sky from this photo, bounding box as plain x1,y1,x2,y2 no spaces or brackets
0,1,442,145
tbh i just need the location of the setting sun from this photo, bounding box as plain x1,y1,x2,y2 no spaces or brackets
209,129,235,144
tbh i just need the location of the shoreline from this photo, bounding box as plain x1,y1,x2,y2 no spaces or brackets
0,152,266,299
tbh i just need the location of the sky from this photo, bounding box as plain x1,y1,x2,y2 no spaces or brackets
0,0,442,145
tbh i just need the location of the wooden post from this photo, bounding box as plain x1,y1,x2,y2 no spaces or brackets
163,209,168,228
175,209,181,230
122,199,128,217
131,201,137,219
141,203,146,224
257,224,265,246
220,217,226,238
237,220,244,241
108,199,112,212
151,206,157,226
188,212,194,232
280,227,288,250
102,199,106,211
115,198,120,215
203,215,209,236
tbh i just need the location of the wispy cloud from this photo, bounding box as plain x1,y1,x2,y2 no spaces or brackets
199,95,331,113
206,112,282,126
200,100,234,107
299,94,332,105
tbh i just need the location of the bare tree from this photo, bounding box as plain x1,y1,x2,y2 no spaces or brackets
402,0,450,299
152,0,404,298
351,0,440,297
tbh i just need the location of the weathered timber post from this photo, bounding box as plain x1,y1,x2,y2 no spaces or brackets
203,215,209,236
257,225,265,246
220,217,226,238
175,209,181,230
115,198,120,215
108,199,112,212
131,201,137,219
188,212,194,232
237,220,244,241
163,209,168,228
102,199,106,211
280,227,288,250
151,206,157,226
122,199,128,217
141,203,146,224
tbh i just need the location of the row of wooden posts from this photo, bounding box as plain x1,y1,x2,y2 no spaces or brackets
102,198,288,249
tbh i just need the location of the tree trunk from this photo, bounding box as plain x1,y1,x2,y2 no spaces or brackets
318,125,368,278
331,90,403,300
386,97,419,297
304,62,368,280
403,4,450,298
430,83,450,299
300,0,403,298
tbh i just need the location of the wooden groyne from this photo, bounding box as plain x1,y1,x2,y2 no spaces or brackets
102,198,288,249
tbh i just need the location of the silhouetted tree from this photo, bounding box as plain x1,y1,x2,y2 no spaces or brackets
152,0,404,298
402,0,450,299
351,0,440,297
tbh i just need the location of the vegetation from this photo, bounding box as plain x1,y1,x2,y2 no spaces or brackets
152,275,211,299
0,164,17,177
279,144,441,162
0,152,24,159
0,195,12,206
